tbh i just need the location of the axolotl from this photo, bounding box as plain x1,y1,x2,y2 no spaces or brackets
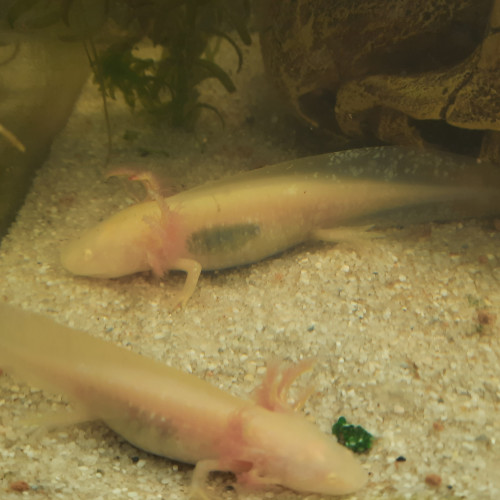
0,303,367,497
61,147,500,306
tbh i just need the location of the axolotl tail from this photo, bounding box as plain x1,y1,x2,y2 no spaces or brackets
0,303,97,407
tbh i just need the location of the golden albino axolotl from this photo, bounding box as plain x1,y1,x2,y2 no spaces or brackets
0,303,367,497
61,146,500,306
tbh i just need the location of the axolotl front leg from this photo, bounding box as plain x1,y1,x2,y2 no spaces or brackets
171,258,202,307
117,170,205,307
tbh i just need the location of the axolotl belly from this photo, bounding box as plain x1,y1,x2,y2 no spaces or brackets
0,303,367,497
61,146,500,305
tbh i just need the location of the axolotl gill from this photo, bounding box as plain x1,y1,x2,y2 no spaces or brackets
61,146,500,306
0,303,367,497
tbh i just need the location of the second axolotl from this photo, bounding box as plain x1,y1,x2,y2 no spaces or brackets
0,303,367,497
61,146,500,306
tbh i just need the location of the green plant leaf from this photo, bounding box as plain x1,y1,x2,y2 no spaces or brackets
194,102,225,127
209,29,243,72
194,58,236,92
222,1,251,45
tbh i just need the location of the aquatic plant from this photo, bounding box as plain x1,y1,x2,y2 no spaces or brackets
332,416,374,453
6,0,251,128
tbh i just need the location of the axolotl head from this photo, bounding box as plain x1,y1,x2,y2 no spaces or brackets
61,202,165,279
238,406,368,495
